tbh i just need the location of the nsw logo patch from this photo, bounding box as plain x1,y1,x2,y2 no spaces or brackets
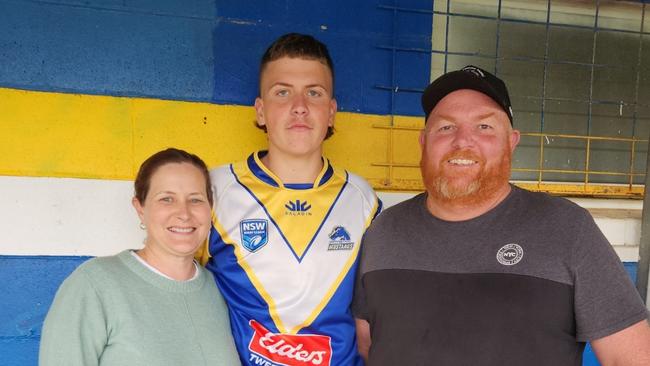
240,219,269,252
496,243,523,266
327,226,354,251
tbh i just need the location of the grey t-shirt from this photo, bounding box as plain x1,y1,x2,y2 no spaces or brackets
353,186,647,366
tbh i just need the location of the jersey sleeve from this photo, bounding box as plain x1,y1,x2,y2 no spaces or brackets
195,237,211,265
373,198,383,220
196,178,219,266
572,210,648,341
39,267,107,366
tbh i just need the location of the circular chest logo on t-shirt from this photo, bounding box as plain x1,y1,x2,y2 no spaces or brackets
496,243,524,265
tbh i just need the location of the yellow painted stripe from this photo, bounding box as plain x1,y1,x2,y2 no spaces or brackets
3,87,639,197
0,87,420,185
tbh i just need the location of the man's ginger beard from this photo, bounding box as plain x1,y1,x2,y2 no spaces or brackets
420,146,512,207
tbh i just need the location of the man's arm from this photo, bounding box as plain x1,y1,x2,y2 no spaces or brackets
355,318,371,362
591,319,650,366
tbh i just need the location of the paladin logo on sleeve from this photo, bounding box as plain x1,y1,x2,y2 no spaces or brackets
248,320,332,366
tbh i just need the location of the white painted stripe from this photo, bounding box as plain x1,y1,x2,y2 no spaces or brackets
378,192,417,209
0,178,640,261
0,176,143,256
570,197,642,210
612,245,640,262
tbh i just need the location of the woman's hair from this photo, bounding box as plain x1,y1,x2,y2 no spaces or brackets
134,148,213,206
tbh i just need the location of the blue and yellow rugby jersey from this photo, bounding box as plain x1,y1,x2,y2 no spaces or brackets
200,151,380,366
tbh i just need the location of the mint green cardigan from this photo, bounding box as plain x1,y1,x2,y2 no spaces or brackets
39,250,240,366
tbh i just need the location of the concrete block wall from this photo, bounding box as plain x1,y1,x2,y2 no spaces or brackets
0,1,642,366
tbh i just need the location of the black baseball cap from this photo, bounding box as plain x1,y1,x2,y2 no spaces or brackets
421,65,513,124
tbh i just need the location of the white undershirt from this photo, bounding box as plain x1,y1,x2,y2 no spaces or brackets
130,250,199,282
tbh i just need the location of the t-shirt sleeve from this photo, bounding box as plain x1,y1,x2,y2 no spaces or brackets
352,241,370,320
373,198,383,220
572,211,648,341
39,268,107,366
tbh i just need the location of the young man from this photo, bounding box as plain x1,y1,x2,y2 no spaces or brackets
200,33,380,366
353,66,650,365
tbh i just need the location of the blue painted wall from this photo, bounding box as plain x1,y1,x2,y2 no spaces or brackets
0,0,432,115
0,256,91,366
212,0,431,115
0,0,217,101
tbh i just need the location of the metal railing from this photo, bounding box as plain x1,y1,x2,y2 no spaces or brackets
369,123,647,198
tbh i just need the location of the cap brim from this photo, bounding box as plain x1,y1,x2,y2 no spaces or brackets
422,71,510,122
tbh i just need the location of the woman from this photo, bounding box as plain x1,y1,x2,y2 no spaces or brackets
40,148,240,366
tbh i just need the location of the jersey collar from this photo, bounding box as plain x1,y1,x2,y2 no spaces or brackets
247,151,334,189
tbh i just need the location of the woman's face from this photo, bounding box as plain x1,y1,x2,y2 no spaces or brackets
133,162,212,259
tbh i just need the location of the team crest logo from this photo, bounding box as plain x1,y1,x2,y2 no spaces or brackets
240,219,269,252
496,243,523,265
327,226,353,251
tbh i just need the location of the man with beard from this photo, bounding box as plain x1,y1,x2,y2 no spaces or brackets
352,66,650,365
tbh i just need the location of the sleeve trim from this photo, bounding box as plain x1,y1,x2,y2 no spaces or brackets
577,309,649,342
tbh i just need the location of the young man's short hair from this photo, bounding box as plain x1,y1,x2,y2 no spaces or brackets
256,33,336,139
260,33,335,89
